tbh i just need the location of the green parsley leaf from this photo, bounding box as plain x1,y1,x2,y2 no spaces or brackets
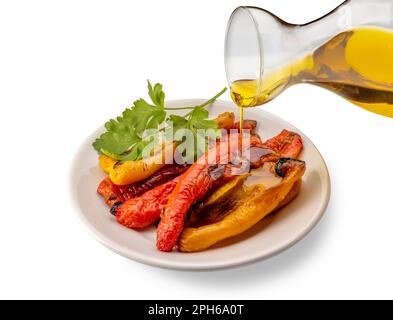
167,105,221,163
167,115,189,140
92,111,140,156
148,80,165,108
187,106,220,133
92,82,227,162
117,135,156,162
93,81,167,159
133,98,166,133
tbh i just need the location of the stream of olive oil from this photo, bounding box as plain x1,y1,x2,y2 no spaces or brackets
230,28,393,118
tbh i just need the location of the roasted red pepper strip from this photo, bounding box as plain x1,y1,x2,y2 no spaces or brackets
249,130,303,168
230,120,262,147
232,120,258,133
261,130,303,158
97,164,189,207
97,178,119,207
156,134,243,252
156,165,220,251
113,177,180,229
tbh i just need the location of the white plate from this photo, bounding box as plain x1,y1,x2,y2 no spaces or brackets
70,99,331,271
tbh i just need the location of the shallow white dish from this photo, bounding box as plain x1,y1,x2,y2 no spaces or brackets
70,99,330,271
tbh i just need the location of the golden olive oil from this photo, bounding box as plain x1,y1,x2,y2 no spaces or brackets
230,28,393,118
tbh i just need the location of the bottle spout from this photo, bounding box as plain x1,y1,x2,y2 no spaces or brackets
225,6,298,106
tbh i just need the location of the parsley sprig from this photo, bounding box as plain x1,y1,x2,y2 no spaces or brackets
93,81,227,161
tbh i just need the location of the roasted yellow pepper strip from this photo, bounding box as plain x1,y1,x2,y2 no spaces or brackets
107,143,173,186
109,158,165,186
99,155,117,174
202,174,250,207
179,161,305,252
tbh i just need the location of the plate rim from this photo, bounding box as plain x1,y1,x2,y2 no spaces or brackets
69,99,331,271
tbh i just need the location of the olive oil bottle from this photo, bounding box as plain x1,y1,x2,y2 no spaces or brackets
231,28,393,118
226,1,393,120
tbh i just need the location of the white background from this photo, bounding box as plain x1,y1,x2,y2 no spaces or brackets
1,0,393,300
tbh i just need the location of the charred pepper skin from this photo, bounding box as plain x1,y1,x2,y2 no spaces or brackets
245,130,304,166
113,177,180,229
97,178,120,208
110,201,123,216
97,164,189,207
275,158,306,178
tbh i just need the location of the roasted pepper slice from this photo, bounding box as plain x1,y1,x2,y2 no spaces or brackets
232,120,258,133
156,134,243,252
156,164,218,251
107,143,173,186
113,177,180,229
178,158,306,252
214,112,235,130
109,156,165,186
99,155,117,173
97,164,189,207
261,129,303,158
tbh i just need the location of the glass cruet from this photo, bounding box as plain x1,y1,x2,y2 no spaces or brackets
225,0,393,118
